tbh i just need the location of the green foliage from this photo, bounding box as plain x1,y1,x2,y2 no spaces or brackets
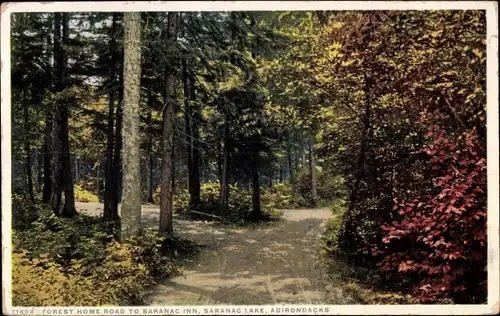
291,167,346,207
74,184,99,203
321,199,347,255
12,201,199,306
155,181,282,224
12,193,43,231
317,11,486,303
13,243,151,306
262,182,301,209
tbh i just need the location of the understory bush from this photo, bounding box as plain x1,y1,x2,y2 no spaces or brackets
262,182,303,209
373,128,487,304
74,184,99,203
155,181,282,224
12,201,199,306
321,199,348,255
291,167,346,207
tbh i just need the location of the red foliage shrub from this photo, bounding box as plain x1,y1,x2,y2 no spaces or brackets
373,126,487,303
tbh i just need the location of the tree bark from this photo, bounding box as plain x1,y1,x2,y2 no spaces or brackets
190,73,201,206
251,168,262,217
42,14,54,204
121,11,143,240
340,71,372,249
219,113,230,207
23,88,35,203
183,59,201,206
37,150,43,193
171,126,176,194
182,57,194,201
217,141,222,185
74,156,79,183
51,13,77,217
50,12,63,214
50,13,76,216
59,13,77,218
159,12,177,236
287,146,293,181
309,134,318,207
294,147,299,172
302,144,307,168
145,91,154,203
96,160,101,201
110,45,124,218
347,71,371,215
104,13,119,220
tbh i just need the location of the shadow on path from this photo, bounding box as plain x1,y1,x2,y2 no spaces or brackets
76,203,358,305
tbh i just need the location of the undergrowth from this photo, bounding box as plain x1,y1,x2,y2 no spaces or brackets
74,184,99,203
155,181,283,226
320,198,419,305
11,195,201,306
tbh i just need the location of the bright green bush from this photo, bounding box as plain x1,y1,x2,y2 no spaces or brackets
262,183,300,209
74,184,99,203
13,209,108,267
13,251,72,306
161,181,281,224
321,199,348,255
12,202,195,306
13,242,152,306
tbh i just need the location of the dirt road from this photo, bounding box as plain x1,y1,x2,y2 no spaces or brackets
76,203,358,305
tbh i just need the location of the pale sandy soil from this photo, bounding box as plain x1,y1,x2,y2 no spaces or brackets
76,202,359,305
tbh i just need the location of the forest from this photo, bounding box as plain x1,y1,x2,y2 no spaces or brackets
9,10,487,306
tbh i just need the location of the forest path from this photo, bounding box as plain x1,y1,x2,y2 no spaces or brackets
76,203,358,305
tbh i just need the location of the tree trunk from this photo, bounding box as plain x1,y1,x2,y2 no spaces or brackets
96,160,101,201
182,57,194,201
121,11,143,240
309,134,318,207
294,147,299,172
171,126,176,194
217,141,222,185
347,71,371,215
145,91,154,203
59,13,77,218
50,13,76,216
183,60,201,206
251,168,262,217
287,147,293,181
23,88,35,203
104,13,118,220
37,150,43,193
42,14,54,204
302,144,307,168
74,156,78,183
219,114,230,207
110,45,124,218
190,73,201,206
340,71,372,250
159,12,177,236
51,12,63,215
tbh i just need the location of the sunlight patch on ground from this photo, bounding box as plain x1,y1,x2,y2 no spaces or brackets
76,203,357,305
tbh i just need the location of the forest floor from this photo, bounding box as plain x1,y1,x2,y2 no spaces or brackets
76,202,361,305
